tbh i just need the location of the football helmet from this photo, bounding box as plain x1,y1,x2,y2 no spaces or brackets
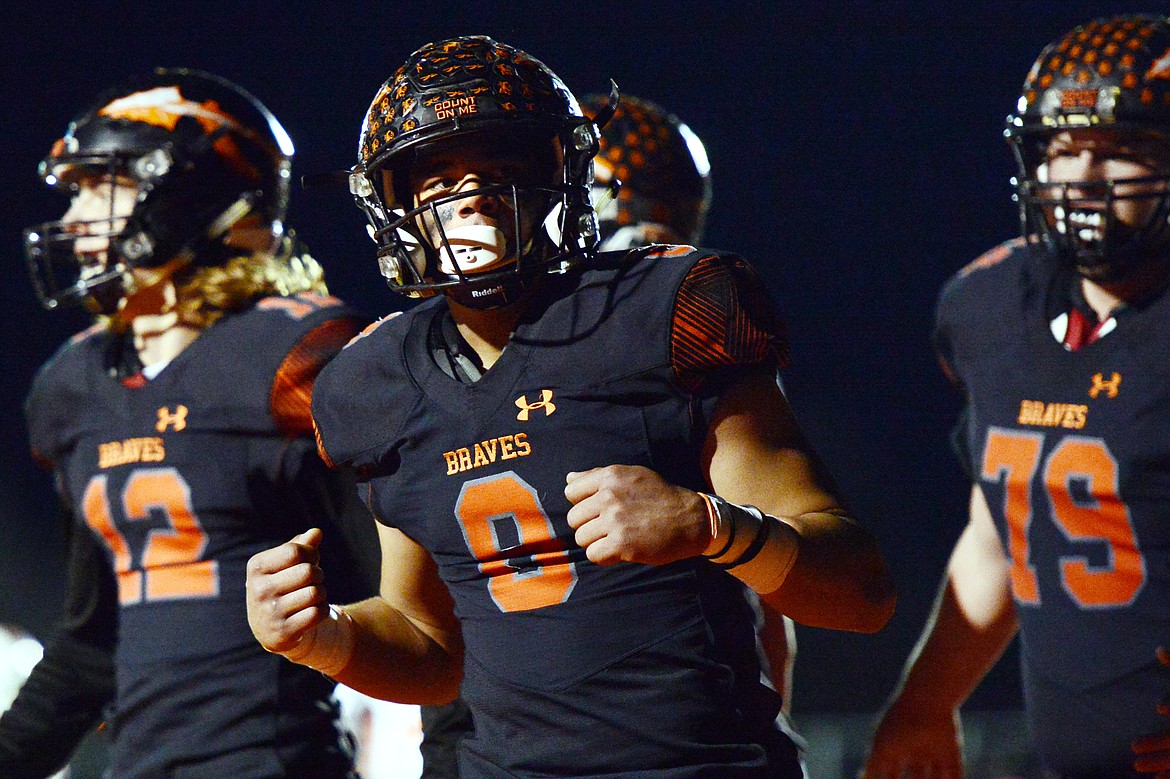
581,93,711,250
24,68,295,311
1005,14,1170,282
350,35,603,309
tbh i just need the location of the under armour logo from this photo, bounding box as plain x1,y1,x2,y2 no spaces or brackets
156,405,189,432
515,389,556,421
1088,372,1121,399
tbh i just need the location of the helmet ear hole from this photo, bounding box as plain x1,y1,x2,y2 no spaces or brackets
131,149,172,182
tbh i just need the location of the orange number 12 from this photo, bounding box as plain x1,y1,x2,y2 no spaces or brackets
82,468,218,605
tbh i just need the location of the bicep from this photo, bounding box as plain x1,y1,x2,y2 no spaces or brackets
947,485,1014,628
702,370,842,518
376,524,461,653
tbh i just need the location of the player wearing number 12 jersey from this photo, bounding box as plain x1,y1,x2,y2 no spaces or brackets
863,15,1170,779
246,35,894,779
5,69,374,777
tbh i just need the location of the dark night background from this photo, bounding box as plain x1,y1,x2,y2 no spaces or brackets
0,2,1162,774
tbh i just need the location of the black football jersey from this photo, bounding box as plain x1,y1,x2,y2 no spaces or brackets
936,241,1170,777
314,248,803,778
25,293,370,778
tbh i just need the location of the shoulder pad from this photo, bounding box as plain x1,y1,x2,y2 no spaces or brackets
312,305,424,472
25,327,111,467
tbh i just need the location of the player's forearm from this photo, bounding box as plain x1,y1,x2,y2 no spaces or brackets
888,569,1018,714
888,499,1019,713
760,510,896,633
330,597,463,705
885,484,1020,712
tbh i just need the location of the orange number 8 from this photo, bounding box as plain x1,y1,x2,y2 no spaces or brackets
455,471,578,613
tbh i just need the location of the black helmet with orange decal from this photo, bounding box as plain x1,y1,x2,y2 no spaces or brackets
581,93,711,251
1006,14,1170,282
24,67,295,311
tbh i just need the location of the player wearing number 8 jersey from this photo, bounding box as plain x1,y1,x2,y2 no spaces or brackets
863,14,1170,779
246,35,895,778
3,69,375,777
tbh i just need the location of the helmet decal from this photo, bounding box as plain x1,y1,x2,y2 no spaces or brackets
1147,49,1170,82
96,86,265,182
358,36,580,172
1010,16,1170,132
100,86,238,132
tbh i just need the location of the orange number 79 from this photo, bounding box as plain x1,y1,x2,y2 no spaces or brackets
981,427,1145,609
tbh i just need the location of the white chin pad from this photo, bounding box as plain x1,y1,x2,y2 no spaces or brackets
438,225,508,275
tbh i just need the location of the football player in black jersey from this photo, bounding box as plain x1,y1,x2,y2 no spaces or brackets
246,36,894,779
863,15,1170,779
3,68,377,778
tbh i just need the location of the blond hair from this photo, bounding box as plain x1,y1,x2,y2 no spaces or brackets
108,235,328,331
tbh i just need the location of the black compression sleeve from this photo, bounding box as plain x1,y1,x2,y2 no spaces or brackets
0,519,116,776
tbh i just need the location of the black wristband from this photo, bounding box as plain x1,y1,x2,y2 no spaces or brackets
714,510,772,570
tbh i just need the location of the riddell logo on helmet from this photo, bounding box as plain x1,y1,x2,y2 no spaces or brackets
435,97,478,120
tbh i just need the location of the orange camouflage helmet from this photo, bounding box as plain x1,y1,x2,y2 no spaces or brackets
349,36,604,309
581,93,711,248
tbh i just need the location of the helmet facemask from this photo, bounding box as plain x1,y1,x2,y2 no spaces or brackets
1011,130,1170,284
24,155,142,312
354,126,599,310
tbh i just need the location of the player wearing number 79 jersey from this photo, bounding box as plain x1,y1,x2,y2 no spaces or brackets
863,15,1170,779
931,236,1170,774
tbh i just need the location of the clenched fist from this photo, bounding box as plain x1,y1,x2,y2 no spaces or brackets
565,464,710,566
246,528,330,655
